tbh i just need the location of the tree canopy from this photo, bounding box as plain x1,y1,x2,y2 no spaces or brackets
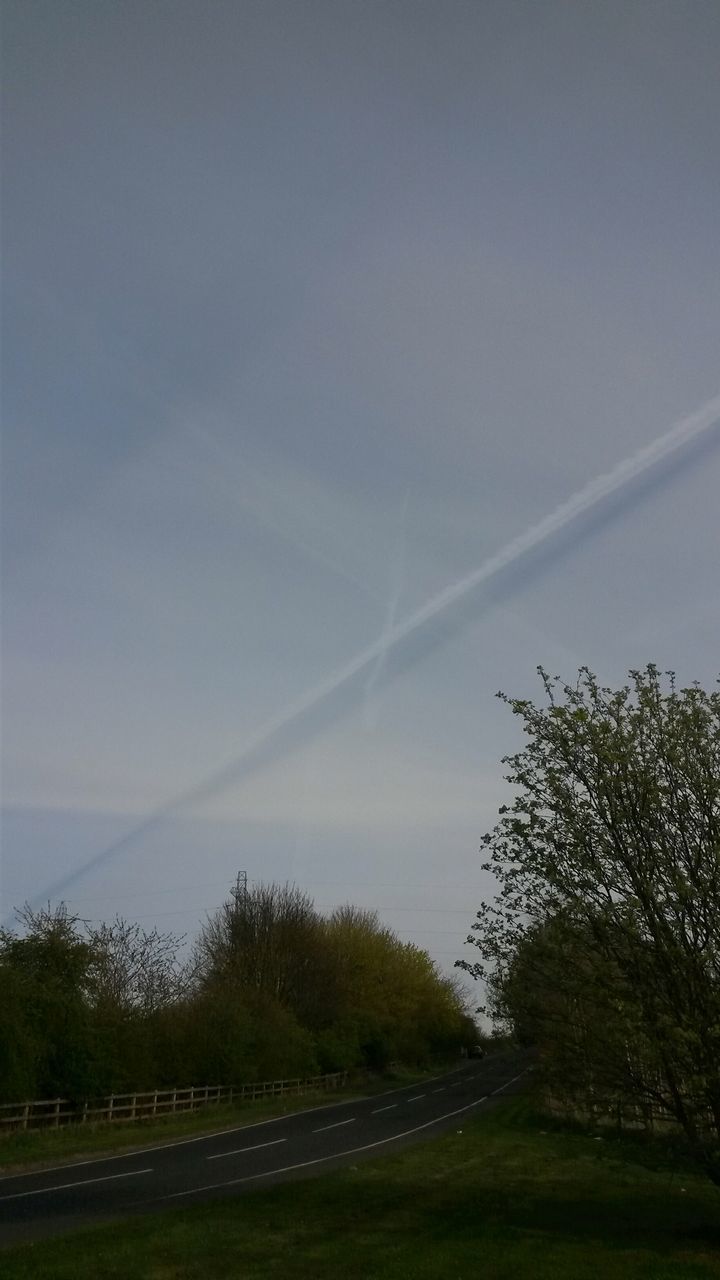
461,665,720,1184
1,884,476,1104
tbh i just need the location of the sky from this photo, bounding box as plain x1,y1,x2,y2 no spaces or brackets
2,0,720,998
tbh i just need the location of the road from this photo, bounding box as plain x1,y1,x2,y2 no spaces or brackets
0,1051,531,1247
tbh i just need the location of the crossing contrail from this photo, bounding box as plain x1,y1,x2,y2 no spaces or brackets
14,391,720,918
363,488,410,728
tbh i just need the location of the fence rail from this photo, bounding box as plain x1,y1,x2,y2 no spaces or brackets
0,1072,348,1132
543,1091,716,1137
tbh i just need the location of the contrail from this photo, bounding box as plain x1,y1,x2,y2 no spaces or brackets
13,391,720,918
363,488,410,728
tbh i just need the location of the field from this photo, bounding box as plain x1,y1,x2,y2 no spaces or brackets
2,1096,719,1278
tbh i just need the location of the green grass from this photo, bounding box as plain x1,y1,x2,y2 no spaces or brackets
3,1097,719,1278
0,1064,436,1174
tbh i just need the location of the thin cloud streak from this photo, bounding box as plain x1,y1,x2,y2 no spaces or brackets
13,391,720,920
363,488,410,728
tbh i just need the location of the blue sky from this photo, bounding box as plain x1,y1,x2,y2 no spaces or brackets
3,0,719,991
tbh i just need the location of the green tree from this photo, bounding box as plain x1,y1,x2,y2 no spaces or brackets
195,882,326,1010
462,665,720,1184
324,906,471,1069
0,905,97,1100
192,882,325,1079
84,917,187,1091
490,912,664,1128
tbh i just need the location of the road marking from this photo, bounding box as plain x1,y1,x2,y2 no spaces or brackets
159,1069,530,1203
371,1104,397,1114
0,1067,475,1184
363,1063,470,1102
407,1094,425,1102
0,1098,364,1182
490,1077,520,1097
432,1087,446,1093
0,1168,153,1203
206,1139,286,1161
312,1117,356,1133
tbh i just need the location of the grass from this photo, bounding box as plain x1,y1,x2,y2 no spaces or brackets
0,1064,437,1174
3,1096,719,1278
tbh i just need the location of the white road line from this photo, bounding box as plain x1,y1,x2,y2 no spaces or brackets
0,1099,359,1182
407,1095,425,1102
160,1070,530,1203
364,1063,470,1102
432,1087,446,1093
371,1104,397,1114
206,1139,286,1161
490,1077,520,1097
312,1118,356,1134
0,1067,474,1184
0,1168,153,1203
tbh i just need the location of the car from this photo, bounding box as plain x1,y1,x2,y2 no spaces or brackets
468,1044,485,1059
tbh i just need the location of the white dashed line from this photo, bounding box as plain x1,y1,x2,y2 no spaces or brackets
407,1094,425,1102
0,1168,153,1203
432,1087,446,1093
207,1139,286,1161
312,1118,356,1134
160,1071,530,1203
371,1104,397,1114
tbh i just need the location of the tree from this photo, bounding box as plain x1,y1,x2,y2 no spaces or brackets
323,906,472,1069
194,881,327,1013
0,904,97,1099
461,665,720,1184
489,911,665,1129
83,917,187,1091
86,917,186,1017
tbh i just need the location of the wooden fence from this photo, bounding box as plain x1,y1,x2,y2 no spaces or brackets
542,1091,717,1137
0,1071,348,1132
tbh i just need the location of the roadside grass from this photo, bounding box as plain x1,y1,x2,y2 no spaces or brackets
0,1063,444,1174
3,1096,719,1279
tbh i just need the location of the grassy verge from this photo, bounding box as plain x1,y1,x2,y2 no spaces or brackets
0,1063,442,1173
3,1097,720,1278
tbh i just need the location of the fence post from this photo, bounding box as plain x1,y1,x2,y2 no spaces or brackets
22,1103,30,1131
53,1098,61,1128
172,1089,177,1115
81,1100,88,1125
108,1095,114,1123
130,1093,137,1122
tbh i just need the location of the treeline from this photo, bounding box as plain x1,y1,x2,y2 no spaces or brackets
0,884,476,1104
462,665,720,1186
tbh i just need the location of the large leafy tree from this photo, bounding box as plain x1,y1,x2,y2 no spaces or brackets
461,665,720,1183
0,905,96,1099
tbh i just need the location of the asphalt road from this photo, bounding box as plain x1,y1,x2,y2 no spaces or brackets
0,1051,531,1247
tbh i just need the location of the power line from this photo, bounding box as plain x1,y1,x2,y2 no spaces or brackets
87,903,479,921
54,877,486,906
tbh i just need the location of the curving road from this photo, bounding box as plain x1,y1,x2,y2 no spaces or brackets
0,1051,531,1247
